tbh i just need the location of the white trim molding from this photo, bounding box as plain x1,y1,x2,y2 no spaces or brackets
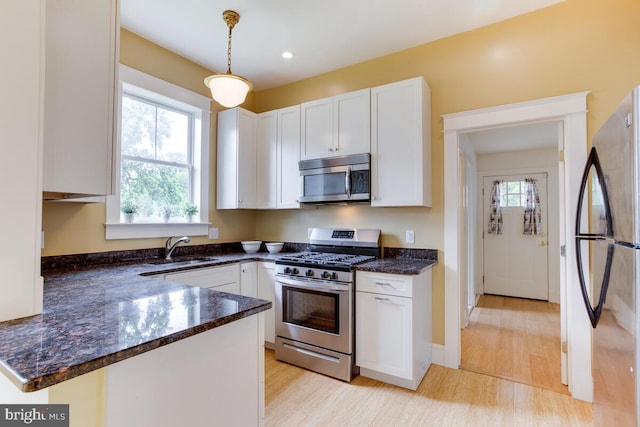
442,91,592,402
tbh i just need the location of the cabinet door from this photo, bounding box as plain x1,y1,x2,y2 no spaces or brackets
256,112,277,209
240,262,258,297
43,0,117,197
217,108,257,209
356,291,413,380
257,262,276,345
370,77,431,207
300,97,333,160
277,105,301,209
237,109,258,208
334,89,370,156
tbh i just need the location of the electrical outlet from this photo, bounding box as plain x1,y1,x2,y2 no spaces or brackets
209,227,219,240
405,230,415,244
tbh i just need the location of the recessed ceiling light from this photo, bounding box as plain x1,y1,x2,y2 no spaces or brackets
281,51,294,59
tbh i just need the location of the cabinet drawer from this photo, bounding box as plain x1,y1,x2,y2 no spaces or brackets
165,264,240,289
356,271,412,297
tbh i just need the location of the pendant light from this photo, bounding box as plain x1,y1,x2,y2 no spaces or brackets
204,10,252,108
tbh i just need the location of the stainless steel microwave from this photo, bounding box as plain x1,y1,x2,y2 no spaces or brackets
298,153,370,204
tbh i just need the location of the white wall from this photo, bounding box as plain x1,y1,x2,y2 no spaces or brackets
476,148,560,302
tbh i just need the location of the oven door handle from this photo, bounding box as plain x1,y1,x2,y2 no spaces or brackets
275,276,349,293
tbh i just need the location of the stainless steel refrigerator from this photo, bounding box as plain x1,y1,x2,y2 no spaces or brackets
575,87,640,426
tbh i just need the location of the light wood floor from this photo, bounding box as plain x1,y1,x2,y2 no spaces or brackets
461,294,566,395
265,349,592,426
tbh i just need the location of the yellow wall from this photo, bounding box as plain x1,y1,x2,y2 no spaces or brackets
41,0,640,346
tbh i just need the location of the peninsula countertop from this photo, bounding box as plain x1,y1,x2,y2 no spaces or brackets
0,253,275,392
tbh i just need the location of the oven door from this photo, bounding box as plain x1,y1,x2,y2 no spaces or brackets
275,275,352,354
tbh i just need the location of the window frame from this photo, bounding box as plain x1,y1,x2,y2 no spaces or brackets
105,65,211,240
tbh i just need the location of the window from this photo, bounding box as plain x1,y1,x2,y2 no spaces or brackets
106,65,211,240
120,94,193,222
500,180,526,207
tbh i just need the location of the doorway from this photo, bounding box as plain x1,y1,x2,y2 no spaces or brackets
459,127,563,392
442,91,592,401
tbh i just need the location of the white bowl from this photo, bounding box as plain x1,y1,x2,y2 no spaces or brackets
241,241,262,253
266,242,284,254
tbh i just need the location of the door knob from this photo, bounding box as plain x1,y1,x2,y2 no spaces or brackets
540,241,547,246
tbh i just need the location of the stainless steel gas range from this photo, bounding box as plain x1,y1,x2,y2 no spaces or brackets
274,227,381,381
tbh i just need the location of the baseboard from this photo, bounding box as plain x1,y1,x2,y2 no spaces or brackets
431,343,445,366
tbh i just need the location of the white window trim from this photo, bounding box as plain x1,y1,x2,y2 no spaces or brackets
105,65,211,240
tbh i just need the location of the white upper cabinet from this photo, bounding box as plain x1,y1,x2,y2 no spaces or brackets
256,111,278,209
300,88,370,160
217,107,258,209
370,77,431,207
0,0,44,322
256,105,301,209
300,97,332,160
276,106,301,209
333,89,371,157
43,0,118,198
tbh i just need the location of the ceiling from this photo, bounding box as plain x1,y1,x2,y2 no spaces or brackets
120,0,565,92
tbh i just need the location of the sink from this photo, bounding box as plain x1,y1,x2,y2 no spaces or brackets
148,256,218,265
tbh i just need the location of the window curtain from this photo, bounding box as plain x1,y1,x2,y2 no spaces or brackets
487,180,503,234
523,178,542,235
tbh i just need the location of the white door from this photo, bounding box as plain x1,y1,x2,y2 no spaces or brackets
483,173,548,300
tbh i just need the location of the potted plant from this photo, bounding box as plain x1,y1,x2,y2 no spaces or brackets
161,206,173,223
184,204,198,223
121,201,139,223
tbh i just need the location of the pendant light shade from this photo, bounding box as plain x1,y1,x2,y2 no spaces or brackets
204,10,252,108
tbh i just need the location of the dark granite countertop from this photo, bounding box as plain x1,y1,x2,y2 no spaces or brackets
356,247,438,275
0,251,281,393
0,243,437,393
356,258,437,275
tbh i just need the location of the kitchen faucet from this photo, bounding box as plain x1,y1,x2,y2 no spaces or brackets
165,236,190,260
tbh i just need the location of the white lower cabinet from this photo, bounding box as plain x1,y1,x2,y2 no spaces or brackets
240,261,258,297
160,261,275,347
165,264,240,294
355,269,432,390
257,262,276,347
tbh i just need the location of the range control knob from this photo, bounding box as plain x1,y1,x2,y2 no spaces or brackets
292,268,300,275
284,267,291,274
305,269,314,277
321,271,331,279
331,272,338,280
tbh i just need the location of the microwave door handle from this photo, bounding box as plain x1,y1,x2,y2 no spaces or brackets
346,167,352,198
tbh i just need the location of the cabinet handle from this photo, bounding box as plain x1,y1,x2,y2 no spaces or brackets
375,282,393,288
374,296,392,302
328,147,334,152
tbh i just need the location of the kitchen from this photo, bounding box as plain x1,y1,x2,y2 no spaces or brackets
2,0,640,425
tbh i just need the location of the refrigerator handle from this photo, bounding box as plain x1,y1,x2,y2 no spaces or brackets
574,146,615,328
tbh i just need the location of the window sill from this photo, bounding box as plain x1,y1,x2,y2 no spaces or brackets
104,222,211,240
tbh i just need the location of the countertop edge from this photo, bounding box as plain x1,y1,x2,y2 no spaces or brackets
17,301,271,392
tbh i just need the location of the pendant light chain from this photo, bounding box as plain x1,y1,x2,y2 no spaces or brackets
226,25,233,74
